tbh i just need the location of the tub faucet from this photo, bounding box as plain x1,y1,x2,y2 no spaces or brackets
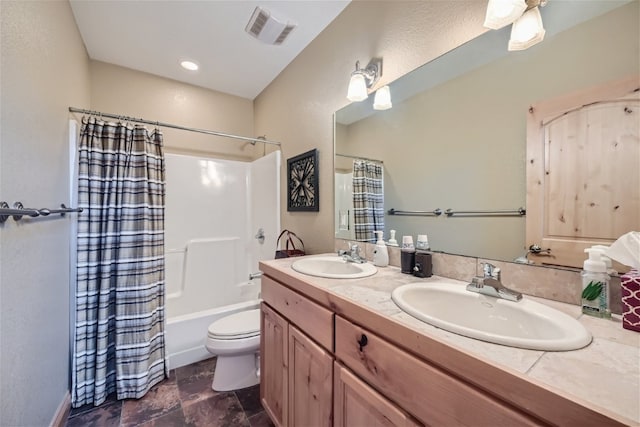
249,271,263,280
338,243,365,264
466,262,522,302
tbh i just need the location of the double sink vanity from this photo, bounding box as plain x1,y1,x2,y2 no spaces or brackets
258,252,639,426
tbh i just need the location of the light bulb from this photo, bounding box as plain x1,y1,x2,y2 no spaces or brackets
347,73,368,102
180,60,199,71
483,0,527,30
508,6,545,51
373,86,392,110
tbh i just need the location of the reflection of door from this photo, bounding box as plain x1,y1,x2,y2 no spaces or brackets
526,76,639,268
335,172,355,240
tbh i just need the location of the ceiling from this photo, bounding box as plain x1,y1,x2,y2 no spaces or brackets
70,0,350,100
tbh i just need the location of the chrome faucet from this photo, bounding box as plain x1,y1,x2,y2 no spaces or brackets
466,262,522,302
249,271,263,280
338,243,365,264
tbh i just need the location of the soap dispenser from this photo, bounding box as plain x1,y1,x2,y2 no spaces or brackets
372,231,389,267
581,247,611,318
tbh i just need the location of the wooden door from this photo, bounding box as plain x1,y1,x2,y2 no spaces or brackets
288,325,333,427
261,303,288,427
526,76,640,268
334,362,422,427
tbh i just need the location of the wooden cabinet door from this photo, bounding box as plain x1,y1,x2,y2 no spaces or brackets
526,76,640,268
261,303,288,427
334,362,421,427
288,325,333,427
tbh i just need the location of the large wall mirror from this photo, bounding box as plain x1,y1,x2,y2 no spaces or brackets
334,0,639,264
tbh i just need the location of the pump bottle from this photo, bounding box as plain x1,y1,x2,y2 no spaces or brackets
581,247,611,318
372,231,389,267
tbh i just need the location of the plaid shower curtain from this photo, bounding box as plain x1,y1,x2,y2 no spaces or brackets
353,160,384,242
71,117,167,407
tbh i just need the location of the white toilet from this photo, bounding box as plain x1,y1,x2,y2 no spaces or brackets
205,308,261,391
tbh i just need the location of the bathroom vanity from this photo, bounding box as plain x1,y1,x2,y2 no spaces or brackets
259,256,639,427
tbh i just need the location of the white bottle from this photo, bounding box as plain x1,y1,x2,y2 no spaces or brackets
591,245,618,277
581,247,611,318
388,230,398,246
372,231,389,267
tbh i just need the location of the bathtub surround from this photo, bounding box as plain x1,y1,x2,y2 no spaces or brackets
72,118,167,407
164,152,280,369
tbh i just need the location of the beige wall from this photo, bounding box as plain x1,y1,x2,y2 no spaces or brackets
254,1,490,254
337,2,640,261
89,61,258,160
0,1,91,425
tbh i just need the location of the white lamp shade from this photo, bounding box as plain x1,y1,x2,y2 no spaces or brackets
373,86,392,110
483,0,527,30
508,6,546,51
347,73,368,102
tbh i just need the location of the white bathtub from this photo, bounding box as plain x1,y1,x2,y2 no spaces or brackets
165,296,260,370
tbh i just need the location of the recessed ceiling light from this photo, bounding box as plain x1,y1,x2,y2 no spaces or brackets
180,60,199,71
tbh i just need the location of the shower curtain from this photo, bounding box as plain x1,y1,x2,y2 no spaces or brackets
71,117,167,407
353,160,384,242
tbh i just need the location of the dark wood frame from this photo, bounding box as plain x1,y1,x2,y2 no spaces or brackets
287,149,319,212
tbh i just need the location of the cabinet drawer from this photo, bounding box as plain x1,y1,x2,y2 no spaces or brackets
262,275,333,351
334,362,422,427
335,316,543,427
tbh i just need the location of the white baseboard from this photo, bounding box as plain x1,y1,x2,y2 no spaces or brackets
50,391,71,427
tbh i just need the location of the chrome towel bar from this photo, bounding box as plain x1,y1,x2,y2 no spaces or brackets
0,201,83,223
386,207,525,217
387,208,442,216
444,207,526,217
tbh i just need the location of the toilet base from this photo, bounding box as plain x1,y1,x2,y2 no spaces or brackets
212,353,260,391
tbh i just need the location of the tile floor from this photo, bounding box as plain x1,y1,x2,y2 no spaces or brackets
66,357,273,427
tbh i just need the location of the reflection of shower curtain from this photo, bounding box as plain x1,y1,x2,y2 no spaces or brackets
71,117,167,407
353,160,384,242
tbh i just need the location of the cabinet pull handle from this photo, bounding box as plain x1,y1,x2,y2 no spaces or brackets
357,334,368,352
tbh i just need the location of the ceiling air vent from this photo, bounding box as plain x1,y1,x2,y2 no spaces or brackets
245,6,297,45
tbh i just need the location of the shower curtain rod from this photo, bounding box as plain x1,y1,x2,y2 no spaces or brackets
335,153,383,164
68,107,281,146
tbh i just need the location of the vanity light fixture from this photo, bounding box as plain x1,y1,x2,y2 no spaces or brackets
347,59,382,102
508,6,546,51
373,85,392,110
483,0,548,51
483,0,527,30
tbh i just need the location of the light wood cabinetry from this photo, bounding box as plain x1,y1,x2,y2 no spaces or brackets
260,276,334,427
260,303,288,427
335,316,542,426
288,326,333,426
334,362,421,427
260,260,632,427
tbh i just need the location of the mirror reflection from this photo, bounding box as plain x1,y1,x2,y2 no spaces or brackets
335,1,638,263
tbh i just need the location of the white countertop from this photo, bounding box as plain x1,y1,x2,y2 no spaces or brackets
261,255,640,425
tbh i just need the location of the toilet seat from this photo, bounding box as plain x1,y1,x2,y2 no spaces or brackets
207,308,260,340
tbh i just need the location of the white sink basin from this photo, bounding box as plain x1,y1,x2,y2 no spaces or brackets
391,282,592,351
291,256,377,279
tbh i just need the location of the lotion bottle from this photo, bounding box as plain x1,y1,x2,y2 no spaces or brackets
581,247,611,318
372,231,389,267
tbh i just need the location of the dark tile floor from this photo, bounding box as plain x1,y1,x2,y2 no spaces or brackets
66,357,274,427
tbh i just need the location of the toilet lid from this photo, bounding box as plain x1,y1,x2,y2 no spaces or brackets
208,308,260,339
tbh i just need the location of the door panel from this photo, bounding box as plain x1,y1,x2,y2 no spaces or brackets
526,76,639,268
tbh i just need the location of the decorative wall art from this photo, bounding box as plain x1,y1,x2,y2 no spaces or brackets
287,149,319,212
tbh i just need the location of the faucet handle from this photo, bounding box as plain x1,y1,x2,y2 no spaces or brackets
481,262,500,279
350,243,361,257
